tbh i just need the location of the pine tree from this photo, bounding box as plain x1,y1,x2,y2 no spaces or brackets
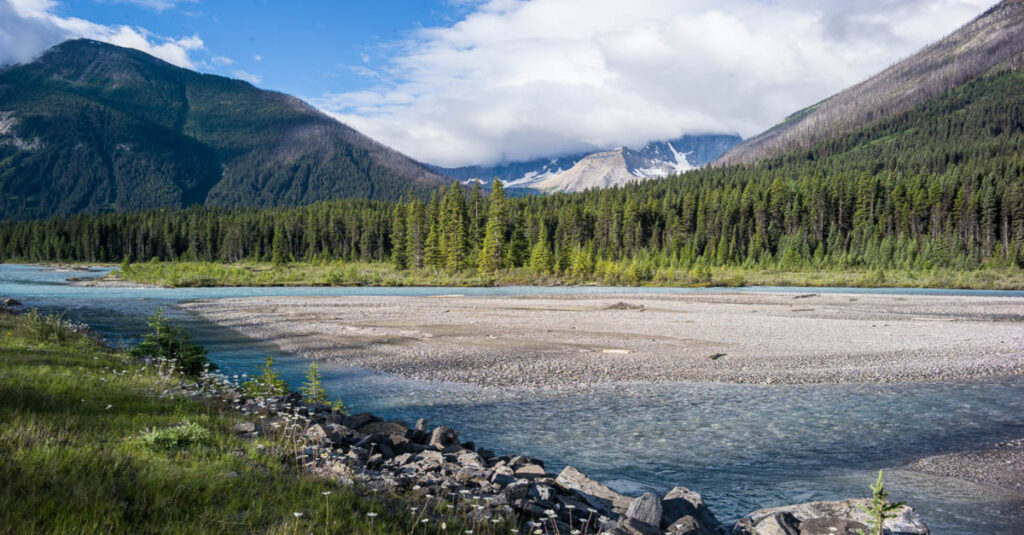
300,361,328,404
441,182,470,271
271,222,288,266
477,179,506,274
390,204,408,270
529,224,553,274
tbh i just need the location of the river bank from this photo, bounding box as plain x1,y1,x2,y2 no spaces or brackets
0,305,937,535
183,291,1024,388
104,260,1024,290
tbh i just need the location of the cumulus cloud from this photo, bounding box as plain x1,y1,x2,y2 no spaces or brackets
316,0,996,167
0,0,204,68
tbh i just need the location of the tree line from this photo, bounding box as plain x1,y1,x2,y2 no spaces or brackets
1,70,1023,282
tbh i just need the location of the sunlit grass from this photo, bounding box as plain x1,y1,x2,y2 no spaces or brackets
0,310,517,534
113,260,1024,290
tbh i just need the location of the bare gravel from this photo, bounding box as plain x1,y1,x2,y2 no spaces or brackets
181,291,1024,388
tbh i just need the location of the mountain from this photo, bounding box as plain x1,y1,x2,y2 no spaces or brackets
0,39,449,219
431,134,741,192
716,0,1024,167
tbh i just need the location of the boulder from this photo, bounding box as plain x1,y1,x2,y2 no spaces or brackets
284,391,303,404
304,424,330,442
456,450,486,468
799,517,868,534
662,486,720,531
610,517,663,535
358,421,409,436
744,512,801,535
342,412,381,430
2,298,22,307
528,484,558,507
665,515,705,535
626,492,663,527
231,421,257,435
739,499,928,535
514,463,547,479
555,466,633,516
429,426,459,450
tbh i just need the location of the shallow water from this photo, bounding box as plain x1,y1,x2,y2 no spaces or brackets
3,264,1023,533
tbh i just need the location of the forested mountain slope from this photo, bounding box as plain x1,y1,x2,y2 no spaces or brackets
0,39,449,220
716,0,1024,167
3,67,1022,282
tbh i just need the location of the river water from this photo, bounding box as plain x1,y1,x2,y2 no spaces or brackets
2,264,1022,533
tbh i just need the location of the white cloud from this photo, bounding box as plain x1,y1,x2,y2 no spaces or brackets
232,70,262,85
315,0,997,167
0,0,204,68
105,0,198,12
252,54,262,61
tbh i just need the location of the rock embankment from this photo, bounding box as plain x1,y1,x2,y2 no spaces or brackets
199,385,931,535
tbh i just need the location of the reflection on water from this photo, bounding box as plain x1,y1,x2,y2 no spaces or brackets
3,264,1023,533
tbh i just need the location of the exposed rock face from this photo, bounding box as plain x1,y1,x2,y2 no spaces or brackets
716,0,1024,167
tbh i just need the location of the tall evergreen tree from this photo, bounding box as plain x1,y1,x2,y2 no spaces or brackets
478,180,506,273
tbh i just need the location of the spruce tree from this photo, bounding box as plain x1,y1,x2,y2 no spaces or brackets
478,180,506,273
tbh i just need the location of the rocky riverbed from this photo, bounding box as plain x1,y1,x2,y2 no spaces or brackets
175,382,930,535
183,292,1024,388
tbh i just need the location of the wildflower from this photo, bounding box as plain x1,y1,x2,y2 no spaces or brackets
293,512,303,518
105,404,112,410
322,491,331,496
441,522,447,530
544,509,556,517
366,512,378,518
421,519,429,524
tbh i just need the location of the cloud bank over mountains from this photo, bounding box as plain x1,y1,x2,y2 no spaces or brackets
316,0,995,167
0,0,202,68
0,0,997,168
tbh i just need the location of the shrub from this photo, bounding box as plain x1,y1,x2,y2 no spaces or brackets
138,421,210,450
241,355,289,397
16,309,89,344
129,309,213,377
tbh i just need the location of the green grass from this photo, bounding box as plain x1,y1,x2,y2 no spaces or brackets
0,310,511,534
112,260,1024,290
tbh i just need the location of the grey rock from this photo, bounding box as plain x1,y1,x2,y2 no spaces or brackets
231,421,256,435
514,463,547,479
611,517,663,535
528,483,557,507
304,424,329,442
503,479,531,500
627,492,663,528
740,499,928,535
342,412,380,430
662,486,720,530
358,421,408,436
665,515,705,535
555,465,633,516
2,298,22,307
429,426,459,450
798,517,867,534
456,449,486,468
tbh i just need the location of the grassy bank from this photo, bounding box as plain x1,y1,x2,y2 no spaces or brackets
110,260,1024,290
0,310,502,534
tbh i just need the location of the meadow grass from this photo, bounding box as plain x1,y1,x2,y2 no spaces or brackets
112,260,1024,290
0,310,512,534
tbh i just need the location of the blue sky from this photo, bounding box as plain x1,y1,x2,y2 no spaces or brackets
49,0,474,97
1,0,998,166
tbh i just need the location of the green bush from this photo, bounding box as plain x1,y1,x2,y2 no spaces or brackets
129,309,213,376
138,421,210,450
241,355,289,397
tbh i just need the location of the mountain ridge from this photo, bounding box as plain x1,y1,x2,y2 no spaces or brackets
0,39,449,219
716,0,1024,167
432,134,741,192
